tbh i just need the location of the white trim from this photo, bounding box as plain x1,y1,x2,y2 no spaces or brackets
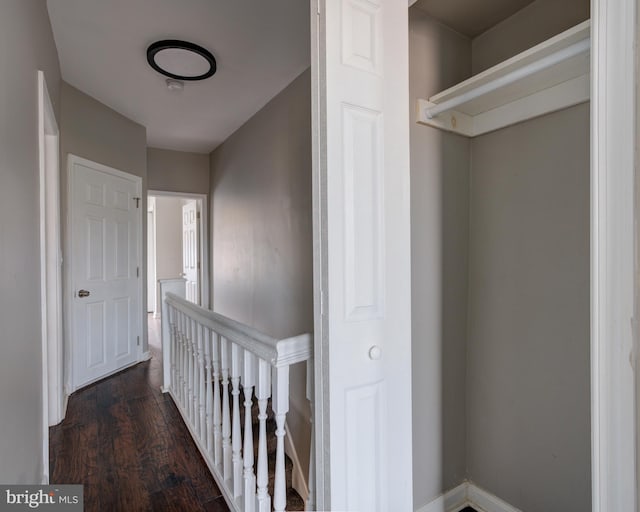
310,0,328,507
417,482,521,512
591,0,638,510
417,74,590,138
284,420,309,503
148,190,210,311
66,154,144,393
416,483,467,512
467,484,521,512
416,21,591,137
38,70,61,483
147,197,157,316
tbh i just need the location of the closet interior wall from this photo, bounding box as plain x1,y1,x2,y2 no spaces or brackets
409,1,591,511
409,8,471,507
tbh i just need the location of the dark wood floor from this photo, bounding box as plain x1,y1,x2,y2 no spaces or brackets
49,317,230,511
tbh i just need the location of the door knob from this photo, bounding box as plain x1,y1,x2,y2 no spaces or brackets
368,345,381,360
78,289,90,298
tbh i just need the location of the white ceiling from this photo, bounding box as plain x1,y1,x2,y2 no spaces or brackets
47,0,310,154
412,0,536,38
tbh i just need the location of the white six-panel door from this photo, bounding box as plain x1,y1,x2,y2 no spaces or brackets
312,0,413,510
69,156,141,390
182,200,199,304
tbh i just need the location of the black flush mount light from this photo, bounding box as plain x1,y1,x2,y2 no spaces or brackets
147,40,216,81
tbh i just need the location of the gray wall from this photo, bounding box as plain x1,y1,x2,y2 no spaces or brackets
409,10,471,507
465,3,591,510
154,196,184,281
209,69,313,479
0,0,61,483
467,105,591,512
471,0,590,74
147,147,210,195
60,82,149,350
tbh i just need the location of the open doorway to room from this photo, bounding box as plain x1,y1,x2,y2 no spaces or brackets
147,191,209,352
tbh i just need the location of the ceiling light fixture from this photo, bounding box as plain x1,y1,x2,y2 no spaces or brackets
147,40,217,81
166,78,184,91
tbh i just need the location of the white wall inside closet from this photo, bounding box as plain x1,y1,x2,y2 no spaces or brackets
409,1,591,511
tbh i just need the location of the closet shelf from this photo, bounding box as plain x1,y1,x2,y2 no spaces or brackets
416,20,590,137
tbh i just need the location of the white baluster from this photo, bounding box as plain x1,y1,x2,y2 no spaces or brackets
204,327,214,456
272,366,289,512
197,323,206,442
243,350,256,512
172,307,179,394
186,318,194,424
231,343,243,498
220,336,232,480
182,312,188,408
306,358,315,512
191,318,199,427
191,320,199,437
168,306,176,392
179,312,187,407
212,331,222,466
255,358,271,512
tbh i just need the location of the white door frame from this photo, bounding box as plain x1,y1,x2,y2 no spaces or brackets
65,154,144,393
309,0,638,508
147,190,210,310
590,0,638,510
38,70,61,484
147,197,157,316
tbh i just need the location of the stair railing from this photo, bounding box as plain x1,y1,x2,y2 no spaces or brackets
160,282,314,512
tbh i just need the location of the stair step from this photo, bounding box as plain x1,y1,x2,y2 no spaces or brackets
232,387,302,511
286,487,305,511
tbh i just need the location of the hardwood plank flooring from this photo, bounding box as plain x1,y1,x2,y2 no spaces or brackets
50,316,229,512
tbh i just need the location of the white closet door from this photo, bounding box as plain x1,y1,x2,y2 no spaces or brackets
313,0,413,510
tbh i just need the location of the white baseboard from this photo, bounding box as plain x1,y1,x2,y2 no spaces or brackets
284,420,309,503
466,484,521,512
417,483,467,512
417,482,521,512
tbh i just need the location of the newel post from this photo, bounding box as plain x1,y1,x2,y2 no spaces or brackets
159,278,186,392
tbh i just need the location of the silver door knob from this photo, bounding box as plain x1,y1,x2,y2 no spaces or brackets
368,345,381,360
78,289,90,298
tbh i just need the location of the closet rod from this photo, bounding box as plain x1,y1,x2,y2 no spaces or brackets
424,38,590,119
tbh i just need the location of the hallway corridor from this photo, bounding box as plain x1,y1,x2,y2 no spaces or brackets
49,317,230,511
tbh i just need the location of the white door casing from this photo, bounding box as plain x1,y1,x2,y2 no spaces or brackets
591,0,638,510
182,200,199,304
147,197,157,315
68,156,142,390
311,0,413,510
38,70,61,483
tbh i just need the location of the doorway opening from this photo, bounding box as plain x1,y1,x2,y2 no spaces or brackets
147,191,209,350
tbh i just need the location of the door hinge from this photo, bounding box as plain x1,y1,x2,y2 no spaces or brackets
133,197,141,208
196,211,200,220
137,336,140,346
197,261,200,270
136,266,140,277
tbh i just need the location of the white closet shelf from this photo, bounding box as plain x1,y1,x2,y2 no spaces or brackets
417,20,591,137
